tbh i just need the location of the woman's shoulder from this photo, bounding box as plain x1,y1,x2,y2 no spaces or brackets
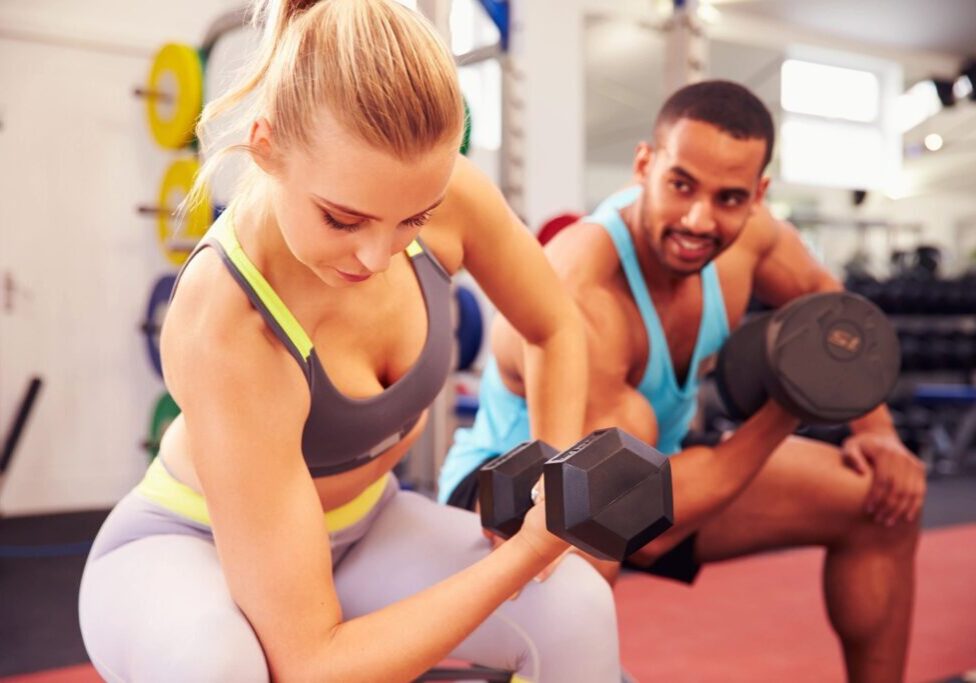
161,246,303,407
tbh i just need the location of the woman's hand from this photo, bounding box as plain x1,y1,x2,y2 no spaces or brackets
512,477,569,565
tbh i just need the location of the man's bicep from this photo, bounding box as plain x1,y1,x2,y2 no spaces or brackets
584,381,659,446
753,219,840,307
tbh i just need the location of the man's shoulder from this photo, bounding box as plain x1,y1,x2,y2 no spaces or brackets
545,219,623,290
546,221,640,349
737,202,788,256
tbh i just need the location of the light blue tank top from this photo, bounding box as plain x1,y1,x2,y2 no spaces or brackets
587,187,730,454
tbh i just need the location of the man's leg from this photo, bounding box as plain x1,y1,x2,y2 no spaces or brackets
689,436,918,683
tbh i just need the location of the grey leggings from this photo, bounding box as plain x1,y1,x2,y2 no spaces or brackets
78,480,620,683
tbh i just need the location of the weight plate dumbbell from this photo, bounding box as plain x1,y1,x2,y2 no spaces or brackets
714,311,773,420
762,292,901,424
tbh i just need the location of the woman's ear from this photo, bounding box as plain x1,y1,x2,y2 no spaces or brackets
248,118,279,174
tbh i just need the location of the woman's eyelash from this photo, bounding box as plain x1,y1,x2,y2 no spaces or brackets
321,210,431,231
322,211,363,231
402,211,432,228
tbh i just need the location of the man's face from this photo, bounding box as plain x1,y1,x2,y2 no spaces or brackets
633,118,769,276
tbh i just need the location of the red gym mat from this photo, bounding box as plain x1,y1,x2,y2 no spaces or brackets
614,523,976,682
0,665,100,683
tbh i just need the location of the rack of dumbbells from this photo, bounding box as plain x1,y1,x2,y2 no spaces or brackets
845,246,976,477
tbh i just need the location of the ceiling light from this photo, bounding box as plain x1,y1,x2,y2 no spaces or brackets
960,59,976,101
953,75,973,101
697,2,721,23
924,133,944,152
895,80,942,133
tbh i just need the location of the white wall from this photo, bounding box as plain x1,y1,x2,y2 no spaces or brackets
0,1,246,515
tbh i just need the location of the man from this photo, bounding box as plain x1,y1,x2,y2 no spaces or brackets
438,81,924,683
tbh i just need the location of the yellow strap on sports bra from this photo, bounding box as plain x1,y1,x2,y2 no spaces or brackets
210,213,315,360
136,457,390,533
208,214,425,363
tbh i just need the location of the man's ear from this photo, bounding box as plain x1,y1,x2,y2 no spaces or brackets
248,118,279,174
633,141,654,183
750,175,771,215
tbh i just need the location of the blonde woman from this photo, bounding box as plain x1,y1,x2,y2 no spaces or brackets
78,1,619,681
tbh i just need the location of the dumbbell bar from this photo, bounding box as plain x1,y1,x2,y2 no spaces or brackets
479,428,673,562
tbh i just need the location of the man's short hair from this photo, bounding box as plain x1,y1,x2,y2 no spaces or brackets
654,80,775,171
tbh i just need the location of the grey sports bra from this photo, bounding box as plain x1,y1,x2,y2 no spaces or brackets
176,211,454,477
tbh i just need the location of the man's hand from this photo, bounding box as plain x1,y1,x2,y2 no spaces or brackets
841,431,926,526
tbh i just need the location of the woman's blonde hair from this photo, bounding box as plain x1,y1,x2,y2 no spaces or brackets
189,0,463,207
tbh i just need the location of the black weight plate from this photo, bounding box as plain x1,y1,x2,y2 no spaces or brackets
715,312,773,421
763,292,900,424
544,428,672,561
478,440,557,538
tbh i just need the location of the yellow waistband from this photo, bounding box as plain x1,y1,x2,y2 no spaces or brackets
135,457,390,533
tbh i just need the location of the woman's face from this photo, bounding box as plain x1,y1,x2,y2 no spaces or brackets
253,113,458,287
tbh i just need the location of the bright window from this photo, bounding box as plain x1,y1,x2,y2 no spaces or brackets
781,118,887,189
781,59,880,122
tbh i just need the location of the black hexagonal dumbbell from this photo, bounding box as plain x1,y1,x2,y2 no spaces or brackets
479,429,674,562
544,428,673,561
479,440,558,538
715,291,901,424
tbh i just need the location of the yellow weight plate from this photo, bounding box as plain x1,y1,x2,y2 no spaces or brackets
146,43,203,149
157,158,211,266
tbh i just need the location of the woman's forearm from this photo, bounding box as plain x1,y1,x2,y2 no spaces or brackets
522,305,588,451
304,535,551,683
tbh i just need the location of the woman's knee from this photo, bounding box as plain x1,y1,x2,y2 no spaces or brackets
162,609,268,683
531,555,618,645
82,584,268,683
515,557,620,681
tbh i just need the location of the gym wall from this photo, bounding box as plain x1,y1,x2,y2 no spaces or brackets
0,0,247,514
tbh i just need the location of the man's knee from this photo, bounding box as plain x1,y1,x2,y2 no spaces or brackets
845,511,921,557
